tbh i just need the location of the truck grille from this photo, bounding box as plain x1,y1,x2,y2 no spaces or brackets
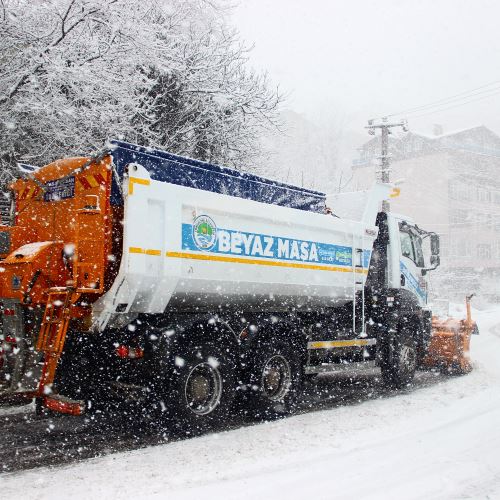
0,193,12,226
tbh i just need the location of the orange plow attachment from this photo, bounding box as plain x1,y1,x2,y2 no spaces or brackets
422,295,478,374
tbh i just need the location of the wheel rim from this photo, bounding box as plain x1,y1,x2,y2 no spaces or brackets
184,362,223,416
261,355,292,401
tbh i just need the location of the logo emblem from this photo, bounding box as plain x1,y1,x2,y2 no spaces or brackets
193,215,217,250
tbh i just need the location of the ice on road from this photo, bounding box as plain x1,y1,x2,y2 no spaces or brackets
1,305,500,500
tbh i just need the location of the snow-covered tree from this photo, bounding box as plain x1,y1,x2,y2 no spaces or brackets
260,110,349,192
0,0,281,185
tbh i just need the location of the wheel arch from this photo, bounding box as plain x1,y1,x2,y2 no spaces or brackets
144,313,240,375
241,314,308,357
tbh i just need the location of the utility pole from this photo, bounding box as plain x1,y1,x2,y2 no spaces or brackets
366,117,408,211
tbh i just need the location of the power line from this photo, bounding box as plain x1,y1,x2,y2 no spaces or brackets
390,79,500,116
372,76,500,121
409,88,500,118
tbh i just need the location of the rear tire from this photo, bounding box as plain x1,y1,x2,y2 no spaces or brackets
244,340,303,419
158,340,237,436
381,329,417,389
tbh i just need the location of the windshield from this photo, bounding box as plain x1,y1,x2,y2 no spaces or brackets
399,223,424,267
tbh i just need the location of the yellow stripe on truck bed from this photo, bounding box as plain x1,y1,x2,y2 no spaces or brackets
165,251,368,274
127,248,370,274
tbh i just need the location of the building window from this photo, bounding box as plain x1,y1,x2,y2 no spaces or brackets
486,213,493,228
448,180,471,201
477,244,491,259
448,181,459,200
449,209,470,225
449,239,472,257
474,213,494,228
477,188,491,203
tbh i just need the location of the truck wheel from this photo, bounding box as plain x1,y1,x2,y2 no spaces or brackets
380,329,417,389
160,341,237,435
246,340,302,419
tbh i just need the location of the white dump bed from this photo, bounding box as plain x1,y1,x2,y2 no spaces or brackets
94,164,391,328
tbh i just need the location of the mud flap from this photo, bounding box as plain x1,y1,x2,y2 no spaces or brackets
0,300,43,404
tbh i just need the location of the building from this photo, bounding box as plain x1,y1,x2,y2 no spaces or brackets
351,125,500,301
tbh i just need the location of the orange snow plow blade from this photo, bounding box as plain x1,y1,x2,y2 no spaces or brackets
422,295,478,374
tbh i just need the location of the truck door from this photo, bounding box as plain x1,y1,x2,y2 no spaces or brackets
398,221,428,306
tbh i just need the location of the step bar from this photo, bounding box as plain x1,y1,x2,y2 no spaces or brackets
42,394,85,416
304,360,377,375
0,389,85,415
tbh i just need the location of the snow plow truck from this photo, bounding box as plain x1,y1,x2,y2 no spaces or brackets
0,140,443,427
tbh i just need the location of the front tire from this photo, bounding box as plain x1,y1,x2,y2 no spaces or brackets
381,329,417,389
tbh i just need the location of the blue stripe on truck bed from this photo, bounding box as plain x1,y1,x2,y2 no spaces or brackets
181,222,371,268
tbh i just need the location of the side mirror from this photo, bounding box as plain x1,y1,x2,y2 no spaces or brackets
430,234,440,256
423,233,440,271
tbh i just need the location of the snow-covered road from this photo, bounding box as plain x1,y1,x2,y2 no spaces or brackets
1,305,500,500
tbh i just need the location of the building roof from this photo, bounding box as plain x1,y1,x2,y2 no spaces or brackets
416,125,484,139
354,125,500,168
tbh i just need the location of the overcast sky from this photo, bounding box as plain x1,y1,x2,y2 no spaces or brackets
232,0,500,137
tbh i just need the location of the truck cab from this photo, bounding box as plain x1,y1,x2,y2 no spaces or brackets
361,210,440,387
385,212,440,307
